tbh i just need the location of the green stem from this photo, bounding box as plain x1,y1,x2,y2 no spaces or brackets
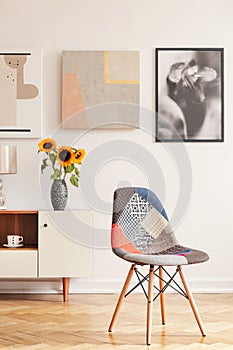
63,167,66,180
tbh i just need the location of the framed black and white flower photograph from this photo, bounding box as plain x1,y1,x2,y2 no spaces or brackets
155,48,224,142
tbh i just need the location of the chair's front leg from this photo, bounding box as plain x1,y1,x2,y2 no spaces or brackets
159,266,166,325
177,265,206,336
108,264,135,332
146,265,154,345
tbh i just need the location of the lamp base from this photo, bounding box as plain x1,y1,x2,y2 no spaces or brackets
0,206,6,210
0,181,6,207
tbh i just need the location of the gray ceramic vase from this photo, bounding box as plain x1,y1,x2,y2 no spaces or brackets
50,179,68,210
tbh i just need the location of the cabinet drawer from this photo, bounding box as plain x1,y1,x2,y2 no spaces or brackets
0,250,37,277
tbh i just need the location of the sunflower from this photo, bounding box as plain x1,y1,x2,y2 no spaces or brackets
38,138,56,153
57,146,73,167
73,149,86,164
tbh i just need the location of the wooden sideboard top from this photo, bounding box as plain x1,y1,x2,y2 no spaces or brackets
0,211,38,214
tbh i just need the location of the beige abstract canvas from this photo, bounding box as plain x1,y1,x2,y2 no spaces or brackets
62,50,140,129
0,48,42,138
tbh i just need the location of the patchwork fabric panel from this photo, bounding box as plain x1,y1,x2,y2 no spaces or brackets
111,223,142,254
136,187,169,221
141,207,168,240
117,206,140,239
116,192,153,239
151,244,191,256
112,187,135,223
143,229,178,254
126,192,153,222
130,226,155,252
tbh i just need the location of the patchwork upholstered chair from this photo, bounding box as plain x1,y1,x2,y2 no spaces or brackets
108,187,209,345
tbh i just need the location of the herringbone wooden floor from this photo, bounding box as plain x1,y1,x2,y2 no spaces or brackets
0,293,232,349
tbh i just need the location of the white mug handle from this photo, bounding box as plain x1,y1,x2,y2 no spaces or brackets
18,236,23,243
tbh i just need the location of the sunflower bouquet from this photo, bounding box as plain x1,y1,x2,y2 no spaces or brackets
38,138,85,187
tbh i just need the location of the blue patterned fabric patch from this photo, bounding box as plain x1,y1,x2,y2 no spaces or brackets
135,187,168,221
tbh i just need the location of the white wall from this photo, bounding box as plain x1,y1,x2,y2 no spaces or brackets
0,0,232,293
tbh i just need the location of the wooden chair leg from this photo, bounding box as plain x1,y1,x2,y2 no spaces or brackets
159,266,165,325
108,264,135,332
146,265,154,346
177,266,206,336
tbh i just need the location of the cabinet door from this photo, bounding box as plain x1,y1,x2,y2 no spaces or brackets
39,211,93,277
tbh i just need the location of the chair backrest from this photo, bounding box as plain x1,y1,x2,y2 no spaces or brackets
111,187,178,257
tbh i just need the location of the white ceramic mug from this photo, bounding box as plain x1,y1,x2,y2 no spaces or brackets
7,235,23,246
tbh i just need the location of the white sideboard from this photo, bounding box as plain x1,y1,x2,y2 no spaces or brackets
0,210,93,301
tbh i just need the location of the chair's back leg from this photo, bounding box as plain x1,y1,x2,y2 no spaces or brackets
108,264,135,332
177,265,206,336
146,265,155,345
159,266,166,325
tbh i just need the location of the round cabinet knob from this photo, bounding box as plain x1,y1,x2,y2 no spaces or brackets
43,223,48,228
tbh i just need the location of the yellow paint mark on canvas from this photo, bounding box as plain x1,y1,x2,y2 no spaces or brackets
104,51,139,85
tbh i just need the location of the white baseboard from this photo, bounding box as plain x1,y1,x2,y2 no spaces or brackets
0,278,232,294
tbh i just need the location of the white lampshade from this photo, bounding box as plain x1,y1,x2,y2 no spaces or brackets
0,146,17,174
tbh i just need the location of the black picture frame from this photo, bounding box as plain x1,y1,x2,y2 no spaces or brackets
155,48,224,142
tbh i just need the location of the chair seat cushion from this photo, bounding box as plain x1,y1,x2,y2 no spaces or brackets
114,244,209,266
